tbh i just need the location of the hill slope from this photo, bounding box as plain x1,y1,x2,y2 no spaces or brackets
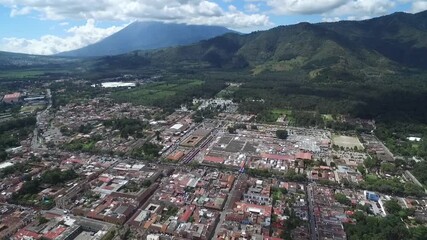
100,10,427,75
93,11,427,123
57,22,234,57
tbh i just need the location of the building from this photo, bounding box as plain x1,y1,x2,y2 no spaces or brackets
243,186,271,205
2,93,21,104
365,191,380,202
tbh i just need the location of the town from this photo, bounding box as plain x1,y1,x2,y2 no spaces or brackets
0,79,426,240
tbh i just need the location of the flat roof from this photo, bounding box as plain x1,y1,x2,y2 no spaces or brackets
171,123,184,130
0,162,13,169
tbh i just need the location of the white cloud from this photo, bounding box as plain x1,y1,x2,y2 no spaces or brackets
412,1,427,13
324,0,395,18
266,0,347,14
265,0,397,20
0,0,270,29
0,0,272,55
245,3,260,12
0,19,126,55
322,16,341,22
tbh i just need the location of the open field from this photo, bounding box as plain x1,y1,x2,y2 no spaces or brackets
112,79,203,106
0,68,70,80
271,109,294,123
332,135,364,149
20,105,46,114
322,114,334,121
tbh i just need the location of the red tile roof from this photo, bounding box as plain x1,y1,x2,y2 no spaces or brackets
204,155,225,164
295,152,312,160
179,205,195,222
3,92,21,102
261,153,294,161
43,226,66,239
14,229,41,240
167,151,185,161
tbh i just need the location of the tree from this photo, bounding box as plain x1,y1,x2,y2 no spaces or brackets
276,129,288,139
364,157,379,170
228,126,236,134
155,131,161,141
357,164,366,176
335,193,351,206
381,163,397,174
37,216,49,225
384,199,402,214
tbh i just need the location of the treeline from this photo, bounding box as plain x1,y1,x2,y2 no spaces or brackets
412,161,427,186
0,116,36,162
63,135,102,153
104,118,148,138
10,168,78,206
246,168,307,182
113,79,226,110
0,116,36,132
233,70,427,126
131,143,162,161
155,79,227,110
345,211,427,240
0,162,30,178
375,121,427,158
360,176,425,197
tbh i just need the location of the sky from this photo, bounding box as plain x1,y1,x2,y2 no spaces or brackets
0,0,425,55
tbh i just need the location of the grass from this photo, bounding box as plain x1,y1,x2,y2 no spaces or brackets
112,79,203,106
252,57,306,75
365,174,379,182
216,85,240,99
322,114,334,121
0,68,69,80
271,109,294,123
0,70,45,79
332,134,364,149
20,105,45,114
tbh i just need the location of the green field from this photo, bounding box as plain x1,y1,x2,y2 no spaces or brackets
332,135,364,149
271,109,294,123
20,105,46,114
322,114,334,121
0,68,70,80
112,79,204,106
0,70,44,78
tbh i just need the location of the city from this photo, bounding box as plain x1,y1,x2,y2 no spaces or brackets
0,82,426,240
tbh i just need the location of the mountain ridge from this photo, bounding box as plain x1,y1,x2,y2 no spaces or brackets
101,10,424,74
56,22,235,57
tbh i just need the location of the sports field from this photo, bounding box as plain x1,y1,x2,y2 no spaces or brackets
332,135,364,149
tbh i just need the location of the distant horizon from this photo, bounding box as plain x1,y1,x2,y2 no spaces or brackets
0,0,425,55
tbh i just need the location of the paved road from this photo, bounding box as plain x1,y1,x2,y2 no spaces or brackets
31,89,51,151
307,183,318,240
212,173,246,238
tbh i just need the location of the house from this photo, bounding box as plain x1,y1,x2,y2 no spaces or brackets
2,93,21,104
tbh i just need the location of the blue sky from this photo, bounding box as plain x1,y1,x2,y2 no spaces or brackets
0,0,424,55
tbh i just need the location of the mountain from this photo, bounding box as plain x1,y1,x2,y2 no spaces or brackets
0,51,77,69
100,10,427,74
57,22,234,57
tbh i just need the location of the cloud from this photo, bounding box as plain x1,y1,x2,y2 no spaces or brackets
245,3,260,12
0,19,125,55
412,1,427,13
322,16,341,22
324,0,395,19
266,0,347,14
0,0,271,29
265,0,397,20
